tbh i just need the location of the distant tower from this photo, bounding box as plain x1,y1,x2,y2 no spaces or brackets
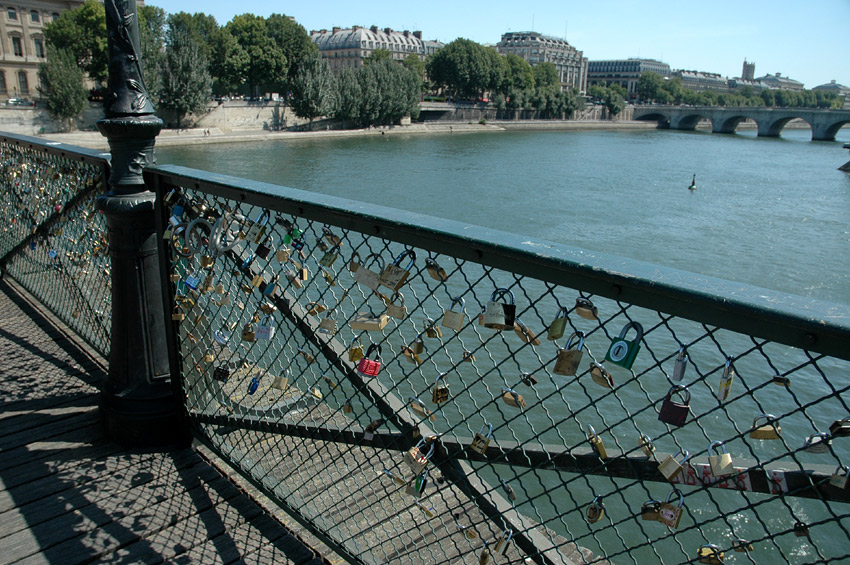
742,59,755,81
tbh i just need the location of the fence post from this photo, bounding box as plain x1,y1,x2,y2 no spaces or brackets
96,0,188,446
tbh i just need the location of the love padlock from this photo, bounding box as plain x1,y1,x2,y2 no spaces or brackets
658,449,690,481
638,433,656,458
319,244,340,267
425,257,448,281
405,469,429,499
470,423,493,455
513,318,540,345
658,385,691,427
271,371,290,391
586,496,605,523
708,440,734,477
379,249,415,291
547,306,569,341
501,388,526,409
697,544,724,564
356,344,382,377
587,424,608,459
605,321,643,370
483,288,516,331
423,317,443,338
349,311,388,331
672,346,688,381
348,339,364,363
255,234,275,260
256,315,275,340
590,361,614,389
574,297,598,320
247,376,260,395
351,252,383,290
553,331,585,376
385,291,407,319
494,530,513,556
241,323,256,342
244,209,270,243
803,432,831,454
829,465,850,489
658,488,685,529
403,437,435,475
641,500,662,521
829,418,850,437
431,373,450,404
749,414,781,440
318,313,337,334
717,356,735,402
732,539,754,553
409,396,435,421
441,296,466,332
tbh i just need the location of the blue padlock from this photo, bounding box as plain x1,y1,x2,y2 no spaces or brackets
247,376,259,395
605,322,644,370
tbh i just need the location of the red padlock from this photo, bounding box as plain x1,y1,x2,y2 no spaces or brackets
658,385,691,427
356,344,382,377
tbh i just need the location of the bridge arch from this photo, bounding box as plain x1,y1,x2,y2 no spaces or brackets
672,112,712,131
758,116,813,138
633,111,670,129
818,119,850,142
712,114,750,134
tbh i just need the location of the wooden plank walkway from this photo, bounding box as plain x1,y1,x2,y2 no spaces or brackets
0,280,338,565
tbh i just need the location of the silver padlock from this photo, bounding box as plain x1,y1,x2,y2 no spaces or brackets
829,465,850,489
803,432,831,454
672,346,688,381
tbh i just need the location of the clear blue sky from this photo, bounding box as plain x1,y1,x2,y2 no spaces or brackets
146,0,849,89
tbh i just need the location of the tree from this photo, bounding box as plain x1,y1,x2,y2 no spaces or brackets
266,14,315,90
43,0,107,85
138,5,167,105
426,38,502,99
402,54,427,84
533,62,559,90
209,27,248,95
637,71,664,103
37,46,88,131
501,54,534,94
167,11,219,62
335,67,361,127
365,48,392,65
290,51,337,129
158,28,212,129
760,88,775,107
225,14,287,96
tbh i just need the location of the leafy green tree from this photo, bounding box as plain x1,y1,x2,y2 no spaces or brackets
37,46,88,131
226,14,287,96
290,50,337,128
532,62,559,90
402,53,426,83
43,0,107,85
637,72,664,103
158,28,212,129
167,11,219,62
335,67,361,127
426,38,502,99
760,88,775,107
266,14,315,90
660,76,684,104
209,27,248,95
365,48,393,65
501,54,535,94
138,6,167,105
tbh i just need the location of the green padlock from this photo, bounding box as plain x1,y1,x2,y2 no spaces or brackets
547,306,569,341
605,322,643,370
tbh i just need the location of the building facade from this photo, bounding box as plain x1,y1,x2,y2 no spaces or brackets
813,80,850,108
311,26,442,72
756,73,804,91
587,58,670,99
672,70,731,93
496,31,587,94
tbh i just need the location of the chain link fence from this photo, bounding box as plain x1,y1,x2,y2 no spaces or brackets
153,164,850,565
0,134,112,357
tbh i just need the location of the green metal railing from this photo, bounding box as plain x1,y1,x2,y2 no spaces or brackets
2,132,849,564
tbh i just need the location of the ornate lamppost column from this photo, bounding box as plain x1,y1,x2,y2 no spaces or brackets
96,0,187,446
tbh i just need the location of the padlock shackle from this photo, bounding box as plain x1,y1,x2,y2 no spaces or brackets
252,209,270,227
676,345,688,362
666,385,691,404
434,372,448,385
501,388,519,402
364,343,381,360
708,440,727,455
804,432,830,448
618,321,644,341
390,291,405,306
185,217,214,255
672,449,690,463
666,487,684,506
490,287,515,304
479,423,493,438
392,249,416,269
413,436,436,459
450,296,465,311
555,306,569,319
587,424,597,437
752,413,778,428
565,331,585,351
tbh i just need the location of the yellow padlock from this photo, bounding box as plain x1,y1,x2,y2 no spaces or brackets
586,496,605,523
708,440,734,477
658,449,690,481
749,414,781,440
697,544,724,564
587,425,608,459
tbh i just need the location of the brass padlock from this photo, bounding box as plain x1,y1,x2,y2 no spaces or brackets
272,372,290,391
423,317,443,338
479,545,491,565
638,433,656,458
441,296,465,332
415,501,435,518
462,350,476,362
200,254,215,268
520,372,538,387
349,311,388,331
319,244,340,267
547,306,569,341
501,479,517,501
553,331,585,376
411,338,426,355
513,318,540,345
749,414,781,440
717,356,735,402
494,530,513,556
432,373,450,404
202,351,215,363
241,323,256,342
385,291,407,319
404,438,434,474
410,396,435,421
306,302,327,316
348,339,364,363
401,345,423,365
425,257,448,281
829,465,850,489
732,539,754,553
658,449,690,481
501,388,526,409
470,423,493,455
587,425,608,459
708,440,733,477
379,249,415,291
483,288,516,330
658,488,685,529
171,306,185,321
697,544,724,564
275,247,291,262
318,314,337,335
641,500,661,521
575,297,598,320
590,361,614,389
672,345,688,381
586,496,605,523
793,521,809,537
343,399,353,413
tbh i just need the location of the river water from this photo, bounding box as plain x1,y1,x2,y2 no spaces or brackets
159,126,850,306
159,127,850,562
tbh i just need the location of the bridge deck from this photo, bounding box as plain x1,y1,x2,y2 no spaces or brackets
0,280,334,565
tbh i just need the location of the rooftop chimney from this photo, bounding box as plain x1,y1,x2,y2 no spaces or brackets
370,25,378,33
332,26,340,33
384,27,392,34
413,31,422,39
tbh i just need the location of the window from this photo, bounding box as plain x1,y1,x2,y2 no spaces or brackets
51,12,59,22
0,72,6,94
11,36,22,57
17,71,28,94
7,7,16,20
34,38,43,58
30,10,39,23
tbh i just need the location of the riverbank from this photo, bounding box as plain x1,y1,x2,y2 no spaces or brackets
37,120,658,150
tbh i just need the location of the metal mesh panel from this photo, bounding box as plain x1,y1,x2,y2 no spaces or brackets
160,176,850,565
0,136,112,357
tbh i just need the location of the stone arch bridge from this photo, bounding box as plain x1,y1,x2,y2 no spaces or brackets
633,106,850,141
